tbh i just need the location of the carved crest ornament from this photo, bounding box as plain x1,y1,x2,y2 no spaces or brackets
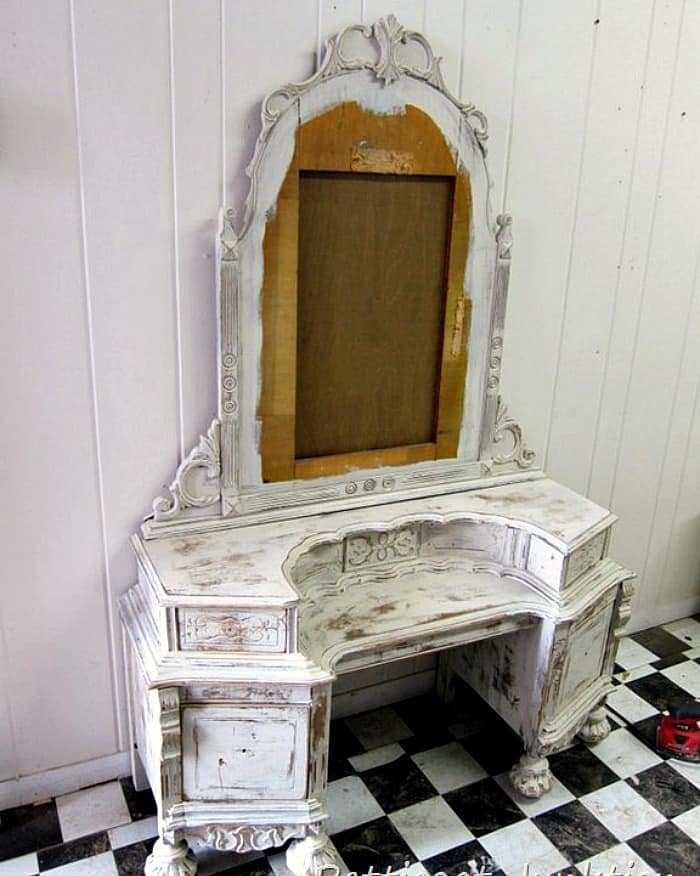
147,15,535,534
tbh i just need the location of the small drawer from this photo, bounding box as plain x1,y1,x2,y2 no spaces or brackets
182,705,308,801
565,531,607,586
177,608,287,652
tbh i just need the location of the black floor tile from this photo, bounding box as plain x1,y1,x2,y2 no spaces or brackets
628,714,670,758
0,800,62,862
443,777,524,836
424,839,504,876
119,776,158,821
360,754,436,812
330,718,365,759
629,761,700,818
38,832,109,871
548,743,618,796
631,628,688,659
626,670,690,711
332,816,416,873
651,652,689,670
217,858,276,876
460,725,523,775
534,800,618,864
113,838,157,875
628,820,700,876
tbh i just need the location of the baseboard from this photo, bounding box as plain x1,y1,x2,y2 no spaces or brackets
0,751,130,811
629,595,700,635
331,668,436,718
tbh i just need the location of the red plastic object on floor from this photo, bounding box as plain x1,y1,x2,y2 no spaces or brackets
657,700,700,762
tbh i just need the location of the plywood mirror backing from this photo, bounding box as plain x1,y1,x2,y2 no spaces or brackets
259,103,471,482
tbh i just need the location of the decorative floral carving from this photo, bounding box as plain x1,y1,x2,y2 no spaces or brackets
496,213,513,261
182,611,285,650
239,15,488,240
345,525,419,569
491,397,536,469
151,420,221,522
614,578,635,637
192,824,299,853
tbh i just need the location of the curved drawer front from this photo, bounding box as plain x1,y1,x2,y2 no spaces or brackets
182,705,309,801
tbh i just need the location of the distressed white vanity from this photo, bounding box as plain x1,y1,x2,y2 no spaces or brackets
119,17,634,876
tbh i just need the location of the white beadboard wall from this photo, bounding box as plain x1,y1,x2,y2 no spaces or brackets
2,0,699,797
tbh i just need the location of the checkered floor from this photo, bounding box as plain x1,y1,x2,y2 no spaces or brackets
2,617,700,876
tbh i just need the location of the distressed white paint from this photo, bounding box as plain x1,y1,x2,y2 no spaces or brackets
2,0,700,798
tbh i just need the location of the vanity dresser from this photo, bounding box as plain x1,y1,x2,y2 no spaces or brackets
119,16,634,876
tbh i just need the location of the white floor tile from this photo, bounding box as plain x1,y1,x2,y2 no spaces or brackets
683,645,700,660
494,772,575,817
669,758,700,790
606,685,659,724
615,637,659,670
613,663,656,684
269,840,349,876
348,742,404,772
325,776,384,835
56,781,131,842
661,659,700,697
588,728,662,779
411,742,487,793
0,853,39,876
479,819,568,876
580,780,665,841
344,707,414,750
389,796,473,860
662,617,700,648
48,852,118,875
576,842,654,876
107,814,158,849
673,803,700,845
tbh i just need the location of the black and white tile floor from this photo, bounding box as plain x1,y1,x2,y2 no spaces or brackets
2,617,700,876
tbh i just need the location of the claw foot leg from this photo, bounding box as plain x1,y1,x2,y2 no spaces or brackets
578,704,611,745
145,838,197,876
286,829,337,876
509,753,553,799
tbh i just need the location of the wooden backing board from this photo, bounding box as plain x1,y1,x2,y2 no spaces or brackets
259,102,471,482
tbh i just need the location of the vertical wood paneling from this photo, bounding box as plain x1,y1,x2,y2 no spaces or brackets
320,0,363,42
459,0,520,220
0,0,116,774
171,0,222,452
423,0,464,97
611,0,700,620
2,1,700,792
545,0,655,494
363,0,423,32
224,0,318,212
588,0,685,506
499,1,598,458
72,1,181,747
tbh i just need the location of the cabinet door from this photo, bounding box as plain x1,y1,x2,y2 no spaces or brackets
182,706,308,801
553,592,616,711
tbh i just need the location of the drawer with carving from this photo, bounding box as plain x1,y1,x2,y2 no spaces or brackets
181,705,309,801
177,608,289,652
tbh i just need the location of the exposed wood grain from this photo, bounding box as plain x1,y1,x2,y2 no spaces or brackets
260,103,471,480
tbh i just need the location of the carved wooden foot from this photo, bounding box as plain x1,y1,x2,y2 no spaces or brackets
145,838,197,876
286,829,337,876
578,704,611,745
509,753,553,798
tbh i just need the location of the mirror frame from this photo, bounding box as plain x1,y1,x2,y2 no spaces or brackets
144,15,536,537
